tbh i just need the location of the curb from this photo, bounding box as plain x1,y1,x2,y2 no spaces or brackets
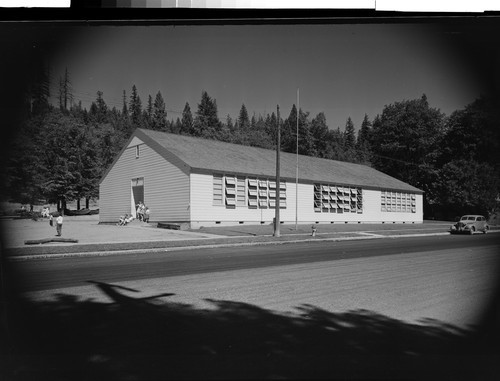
6,231,467,262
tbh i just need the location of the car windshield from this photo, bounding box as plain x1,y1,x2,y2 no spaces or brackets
460,216,476,221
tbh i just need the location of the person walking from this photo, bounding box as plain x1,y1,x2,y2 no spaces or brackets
56,214,63,236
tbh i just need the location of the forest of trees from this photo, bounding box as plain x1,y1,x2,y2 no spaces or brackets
2,72,499,220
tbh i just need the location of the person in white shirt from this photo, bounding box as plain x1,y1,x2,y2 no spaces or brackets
56,215,63,236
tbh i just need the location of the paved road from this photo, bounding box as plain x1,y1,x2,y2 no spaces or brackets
8,233,500,292
5,234,500,380
7,234,499,328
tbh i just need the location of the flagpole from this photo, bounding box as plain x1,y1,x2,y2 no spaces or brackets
274,105,281,237
295,88,299,230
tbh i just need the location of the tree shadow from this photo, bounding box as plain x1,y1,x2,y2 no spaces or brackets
2,281,499,380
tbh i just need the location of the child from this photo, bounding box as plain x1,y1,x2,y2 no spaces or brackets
118,214,128,226
56,214,63,236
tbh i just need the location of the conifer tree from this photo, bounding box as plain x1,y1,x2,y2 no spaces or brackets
152,91,167,131
193,91,221,138
344,117,356,150
94,91,108,123
129,85,143,127
282,105,315,156
181,102,193,135
122,90,128,117
58,68,73,112
356,114,372,164
238,104,250,132
310,112,329,158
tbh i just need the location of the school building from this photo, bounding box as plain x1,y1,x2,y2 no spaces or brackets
99,128,423,228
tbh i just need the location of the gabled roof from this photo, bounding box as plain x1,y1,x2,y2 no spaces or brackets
118,128,422,193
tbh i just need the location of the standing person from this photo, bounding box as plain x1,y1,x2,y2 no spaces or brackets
136,202,143,222
144,206,150,223
56,214,63,236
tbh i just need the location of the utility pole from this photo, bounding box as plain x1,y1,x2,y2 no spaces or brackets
295,88,299,230
274,105,281,237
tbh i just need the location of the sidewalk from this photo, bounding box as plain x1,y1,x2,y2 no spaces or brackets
1,215,497,258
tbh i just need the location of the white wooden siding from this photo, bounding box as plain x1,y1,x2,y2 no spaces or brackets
189,173,423,227
190,173,297,227
99,143,189,223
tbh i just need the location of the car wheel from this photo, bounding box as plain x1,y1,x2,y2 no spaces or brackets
469,226,475,235
483,226,489,234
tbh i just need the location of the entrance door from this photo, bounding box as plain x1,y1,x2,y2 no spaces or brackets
131,177,144,217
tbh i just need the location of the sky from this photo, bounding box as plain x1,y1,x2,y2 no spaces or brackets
45,22,492,131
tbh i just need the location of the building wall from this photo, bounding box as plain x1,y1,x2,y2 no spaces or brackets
189,172,423,228
294,186,422,224
99,140,190,223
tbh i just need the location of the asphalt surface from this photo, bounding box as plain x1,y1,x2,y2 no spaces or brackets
4,231,500,380
8,233,500,292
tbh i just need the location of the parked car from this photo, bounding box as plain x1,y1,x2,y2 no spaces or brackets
450,215,489,235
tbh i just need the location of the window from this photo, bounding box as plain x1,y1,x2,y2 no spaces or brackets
225,175,236,208
247,178,258,208
381,190,416,213
314,183,362,214
213,174,223,206
135,145,140,158
213,175,286,210
236,177,246,206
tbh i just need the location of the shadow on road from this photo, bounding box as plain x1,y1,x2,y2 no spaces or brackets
2,281,499,380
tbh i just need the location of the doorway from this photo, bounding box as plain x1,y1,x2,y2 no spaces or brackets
131,177,144,217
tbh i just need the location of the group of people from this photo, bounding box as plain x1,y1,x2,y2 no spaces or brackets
136,202,150,223
117,214,135,226
41,206,51,218
49,214,64,236
117,202,150,226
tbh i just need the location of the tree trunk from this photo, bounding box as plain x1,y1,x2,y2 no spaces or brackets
77,198,81,210
57,199,61,212
61,198,66,216
86,197,90,209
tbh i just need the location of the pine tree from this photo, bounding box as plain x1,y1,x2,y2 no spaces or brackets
152,91,167,131
95,91,108,123
181,102,193,135
122,90,128,117
129,85,143,127
282,105,315,156
356,114,372,164
310,112,329,158
238,104,250,132
344,117,356,150
193,91,221,139
58,68,73,112
265,112,278,146
226,114,234,133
